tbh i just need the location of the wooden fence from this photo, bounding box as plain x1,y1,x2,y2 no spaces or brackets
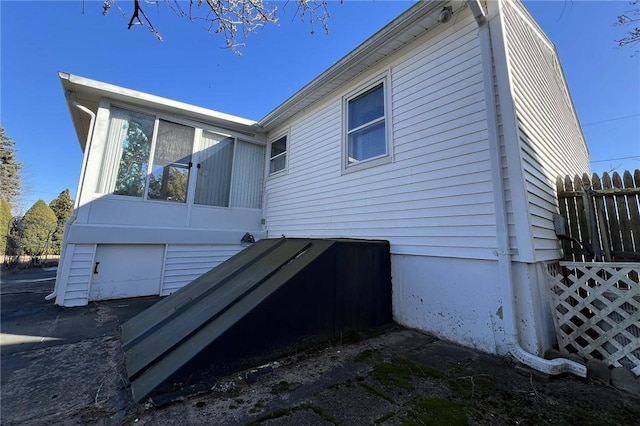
556,170,640,262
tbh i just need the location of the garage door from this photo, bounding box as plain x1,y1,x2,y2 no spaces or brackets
89,245,164,301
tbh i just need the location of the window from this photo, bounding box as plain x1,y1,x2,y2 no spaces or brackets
148,120,194,202
194,131,234,207
269,135,287,174
231,140,265,209
98,107,155,197
345,81,387,166
97,106,265,209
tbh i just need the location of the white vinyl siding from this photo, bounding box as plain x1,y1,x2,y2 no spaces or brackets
57,243,245,303
491,54,520,258
503,1,590,261
161,244,243,295
265,11,497,260
62,244,95,306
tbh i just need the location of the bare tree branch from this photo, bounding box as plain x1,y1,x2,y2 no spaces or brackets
616,0,640,49
290,0,330,35
126,0,163,40
102,0,331,53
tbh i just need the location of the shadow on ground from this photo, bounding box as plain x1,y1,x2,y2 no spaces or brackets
1,267,639,425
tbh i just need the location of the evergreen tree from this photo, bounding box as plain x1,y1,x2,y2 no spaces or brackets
49,189,74,254
148,167,189,202
0,198,12,255
114,120,151,197
0,127,22,209
5,216,24,261
21,200,57,257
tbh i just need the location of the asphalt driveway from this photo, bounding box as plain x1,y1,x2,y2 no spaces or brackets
1,267,158,425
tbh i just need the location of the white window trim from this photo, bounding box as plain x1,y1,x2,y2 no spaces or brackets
341,71,393,174
267,129,290,177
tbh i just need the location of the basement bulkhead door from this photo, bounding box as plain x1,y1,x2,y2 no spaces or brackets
89,244,164,301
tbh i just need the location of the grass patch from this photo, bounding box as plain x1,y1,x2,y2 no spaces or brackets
269,380,302,394
372,361,414,390
446,362,469,376
353,349,375,363
449,375,496,400
374,411,396,424
359,382,396,404
303,403,342,425
371,358,442,391
248,400,266,414
248,403,342,425
401,398,468,426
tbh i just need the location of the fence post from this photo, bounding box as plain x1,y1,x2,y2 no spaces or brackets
581,174,602,261
592,173,612,262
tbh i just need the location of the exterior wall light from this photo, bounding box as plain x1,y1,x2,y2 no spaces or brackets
438,6,453,23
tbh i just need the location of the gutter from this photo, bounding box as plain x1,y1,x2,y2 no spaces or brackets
46,98,96,302
68,100,96,211
473,1,586,377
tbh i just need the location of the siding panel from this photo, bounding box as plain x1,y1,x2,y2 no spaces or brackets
161,244,243,295
503,1,590,261
265,9,497,260
64,244,95,305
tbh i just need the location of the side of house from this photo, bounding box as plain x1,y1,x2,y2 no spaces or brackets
53,0,590,360
258,0,589,355
52,74,266,306
488,0,591,351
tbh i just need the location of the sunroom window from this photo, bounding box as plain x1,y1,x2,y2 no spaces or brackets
97,106,264,209
98,107,155,197
195,131,234,207
346,82,387,166
148,120,194,203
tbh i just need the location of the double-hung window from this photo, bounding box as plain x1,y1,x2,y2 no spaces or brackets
269,134,287,175
345,80,388,168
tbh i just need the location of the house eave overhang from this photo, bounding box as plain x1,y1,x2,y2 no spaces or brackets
258,0,452,131
59,72,258,151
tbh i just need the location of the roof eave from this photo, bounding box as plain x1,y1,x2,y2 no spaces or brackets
257,0,447,131
59,72,259,151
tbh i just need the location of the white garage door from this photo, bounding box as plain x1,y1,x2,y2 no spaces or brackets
89,244,164,301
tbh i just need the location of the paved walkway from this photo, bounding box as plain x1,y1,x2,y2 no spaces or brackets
1,267,639,425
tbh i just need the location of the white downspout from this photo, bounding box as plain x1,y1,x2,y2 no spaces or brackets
46,99,96,301
474,3,586,377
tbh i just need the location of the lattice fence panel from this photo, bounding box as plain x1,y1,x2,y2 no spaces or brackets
548,262,640,375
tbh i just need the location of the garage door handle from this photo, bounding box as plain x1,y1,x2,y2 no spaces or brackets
94,262,100,274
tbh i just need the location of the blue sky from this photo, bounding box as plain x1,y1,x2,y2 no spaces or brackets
1,1,639,211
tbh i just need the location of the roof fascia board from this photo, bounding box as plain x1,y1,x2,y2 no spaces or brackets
59,72,258,131
258,0,446,130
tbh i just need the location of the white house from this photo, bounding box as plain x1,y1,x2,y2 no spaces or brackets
51,0,590,374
